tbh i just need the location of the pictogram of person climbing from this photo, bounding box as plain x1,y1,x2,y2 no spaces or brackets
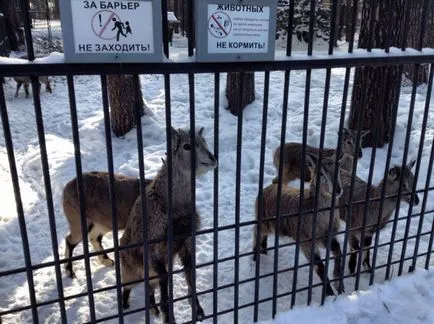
125,21,132,35
112,17,126,41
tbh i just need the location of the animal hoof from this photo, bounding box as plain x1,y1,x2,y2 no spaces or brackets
101,257,115,267
196,308,205,321
150,307,160,316
123,302,130,310
66,266,75,279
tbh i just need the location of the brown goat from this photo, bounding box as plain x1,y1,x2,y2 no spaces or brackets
272,128,369,185
254,153,345,295
120,127,217,323
14,76,52,98
63,171,152,278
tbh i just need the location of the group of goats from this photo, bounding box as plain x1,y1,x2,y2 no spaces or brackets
62,126,418,322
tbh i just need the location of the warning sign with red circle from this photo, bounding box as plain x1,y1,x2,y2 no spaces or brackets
208,12,232,39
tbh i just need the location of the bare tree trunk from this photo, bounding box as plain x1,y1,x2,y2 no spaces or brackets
108,75,145,137
349,0,404,148
403,0,434,85
225,72,255,116
0,0,24,51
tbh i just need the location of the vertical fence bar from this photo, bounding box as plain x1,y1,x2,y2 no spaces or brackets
161,0,169,58
131,74,151,323
385,63,418,279
336,68,351,295
99,75,125,322
163,73,175,323
319,67,341,304
20,0,35,60
188,0,194,57
29,75,67,322
398,64,427,276
411,65,434,271
272,69,291,317
424,137,434,269
188,72,198,324
348,0,358,53
233,74,244,324
328,0,338,55
369,65,405,284
307,0,316,56
66,74,96,322
0,76,38,324
212,72,220,324
290,69,308,308
253,70,270,322
286,0,295,56
400,2,411,51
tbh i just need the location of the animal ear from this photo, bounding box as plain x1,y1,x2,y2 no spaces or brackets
407,160,416,169
170,127,180,151
388,167,400,180
161,157,166,166
198,127,205,136
342,127,350,136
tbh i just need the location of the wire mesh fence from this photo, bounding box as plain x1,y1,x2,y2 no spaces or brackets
0,0,433,323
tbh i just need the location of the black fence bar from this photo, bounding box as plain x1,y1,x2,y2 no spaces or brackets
188,72,198,324
164,73,175,324
2,52,434,77
233,73,244,324
411,66,434,271
66,75,96,322
272,69,290,317
386,62,419,279
0,75,39,323
253,70,270,322
133,74,152,324
212,72,220,324
347,0,359,53
100,75,124,322
30,73,67,322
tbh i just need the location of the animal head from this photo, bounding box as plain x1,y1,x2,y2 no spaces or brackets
306,152,343,199
340,128,369,159
169,127,217,176
387,160,419,205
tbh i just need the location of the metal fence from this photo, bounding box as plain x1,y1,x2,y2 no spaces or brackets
0,0,433,323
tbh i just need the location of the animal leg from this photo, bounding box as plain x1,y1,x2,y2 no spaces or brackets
89,225,114,267
252,224,268,261
348,235,360,275
46,81,52,93
64,232,82,279
330,238,345,294
24,84,29,98
152,257,173,324
179,242,205,321
301,243,334,296
362,236,372,272
149,283,160,316
15,82,22,97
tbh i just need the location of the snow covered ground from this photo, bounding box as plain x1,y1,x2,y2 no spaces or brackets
0,32,433,323
264,268,434,324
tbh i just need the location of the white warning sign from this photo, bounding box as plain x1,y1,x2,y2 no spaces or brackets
207,4,270,54
71,1,154,54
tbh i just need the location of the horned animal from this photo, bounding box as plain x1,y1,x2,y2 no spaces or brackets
272,128,368,185
339,161,419,274
14,76,52,98
120,127,217,323
254,153,345,295
63,171,152,278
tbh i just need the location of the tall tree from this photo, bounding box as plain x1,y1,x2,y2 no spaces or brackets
349,0,405,148
404,0,434,85
0,0,24,51
226,72,255,116
107,75,145,137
